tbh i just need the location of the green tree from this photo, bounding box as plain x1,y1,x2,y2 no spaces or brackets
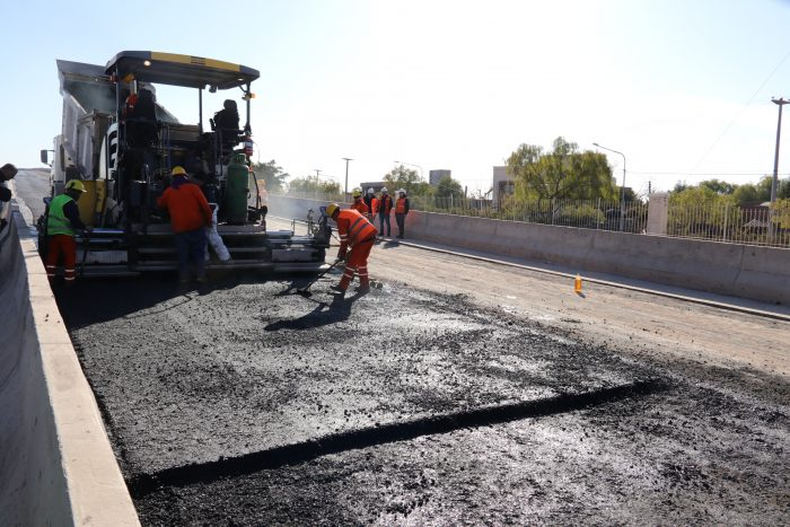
732,183,760,205
779,177,790,199
699,179,737,195
771,199,790,228
506,137,617,201
756,175,773,201
288,175,341,195
668,186,735,237
435,176,464,199
383,165,433,197
251,160,288,193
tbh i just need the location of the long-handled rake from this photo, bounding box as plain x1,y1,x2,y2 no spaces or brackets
296,257,346,298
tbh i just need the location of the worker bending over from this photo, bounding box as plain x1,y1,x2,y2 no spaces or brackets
45,179,90,284
326,202,377,295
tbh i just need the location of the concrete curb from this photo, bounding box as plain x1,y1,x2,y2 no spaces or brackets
0,208,140,525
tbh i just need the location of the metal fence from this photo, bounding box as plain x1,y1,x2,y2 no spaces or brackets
667,201,790,247
409,195,650,233
275,192,790,248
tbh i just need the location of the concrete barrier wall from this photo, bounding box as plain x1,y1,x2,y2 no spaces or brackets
0,211,139,526
269,195,790,304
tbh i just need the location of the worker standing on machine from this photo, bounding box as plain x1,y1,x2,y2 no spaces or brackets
325,203,377,295
157,166,213,284
45,179,90,284
349,189,368,215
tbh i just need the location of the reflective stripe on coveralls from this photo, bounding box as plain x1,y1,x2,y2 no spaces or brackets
336,209,376,290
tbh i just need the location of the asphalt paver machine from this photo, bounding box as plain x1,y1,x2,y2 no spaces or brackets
40,51,329,277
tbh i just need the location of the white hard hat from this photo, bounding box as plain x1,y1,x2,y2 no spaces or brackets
381,186,388,193
367,187,374,193
398,188,406,194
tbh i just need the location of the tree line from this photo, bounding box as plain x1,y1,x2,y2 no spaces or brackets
253,137,790,218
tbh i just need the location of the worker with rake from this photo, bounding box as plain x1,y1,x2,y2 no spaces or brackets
325,203,377,295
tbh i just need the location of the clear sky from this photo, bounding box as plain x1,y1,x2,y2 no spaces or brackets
2,0,790,196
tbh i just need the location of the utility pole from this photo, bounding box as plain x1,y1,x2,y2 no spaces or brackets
771,98,790,203
342,157,353,197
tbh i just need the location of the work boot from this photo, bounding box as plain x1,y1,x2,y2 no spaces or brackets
330,285,346,295
355,285,370,295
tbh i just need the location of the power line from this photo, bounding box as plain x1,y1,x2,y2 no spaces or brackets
692,50,790,172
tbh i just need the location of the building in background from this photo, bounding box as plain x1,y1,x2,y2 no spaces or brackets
429,169,451,186
493,166,514,210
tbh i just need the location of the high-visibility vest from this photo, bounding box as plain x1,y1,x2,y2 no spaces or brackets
350,200,368,215
378,195,393,214
47,194,76,237
337,209,377,246
395,197,407,214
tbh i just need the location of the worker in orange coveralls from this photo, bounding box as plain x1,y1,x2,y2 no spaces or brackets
349,188,369,215
325,203,377,295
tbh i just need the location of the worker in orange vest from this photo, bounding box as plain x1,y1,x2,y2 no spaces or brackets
325,203,377,295
349,188,369,215
394,188,410,239
363,187,378,222
377,187,394,237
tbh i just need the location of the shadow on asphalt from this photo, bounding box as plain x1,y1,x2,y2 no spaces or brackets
265,292,364,331
54,270,288,329
128,379,668,498
377,239,400,250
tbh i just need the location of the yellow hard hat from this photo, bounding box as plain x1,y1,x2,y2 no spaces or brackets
352,189,362,198
65,179,87,193
325,203,340,217
171,166,187,176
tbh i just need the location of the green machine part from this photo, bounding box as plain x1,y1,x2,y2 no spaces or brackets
225,153,250,223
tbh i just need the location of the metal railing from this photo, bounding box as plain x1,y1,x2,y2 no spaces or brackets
667,201,790,247
409,195,649,233
274,192,790,248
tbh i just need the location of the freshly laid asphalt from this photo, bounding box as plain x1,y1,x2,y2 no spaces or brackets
53,269,790,526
